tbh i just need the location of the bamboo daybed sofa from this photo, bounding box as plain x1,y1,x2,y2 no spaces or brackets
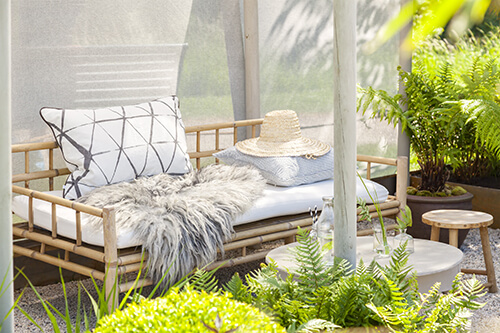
11,101,408,302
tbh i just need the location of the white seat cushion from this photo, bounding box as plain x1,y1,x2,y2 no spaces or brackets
234,178,388,225
12,178,388,248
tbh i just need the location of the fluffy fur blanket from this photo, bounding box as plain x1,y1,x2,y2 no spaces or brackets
76,164,265,284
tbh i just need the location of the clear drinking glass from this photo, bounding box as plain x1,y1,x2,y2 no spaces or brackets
372,219,392,258
317,196,335,266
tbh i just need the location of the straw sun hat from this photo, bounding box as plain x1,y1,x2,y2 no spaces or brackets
235,110,331,158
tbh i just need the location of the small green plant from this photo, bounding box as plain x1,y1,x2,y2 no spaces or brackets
93,287,285,333
16,254,163,332
396,205,413,231
358,174,391,256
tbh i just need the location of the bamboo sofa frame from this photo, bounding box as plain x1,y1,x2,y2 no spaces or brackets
12,118,408,302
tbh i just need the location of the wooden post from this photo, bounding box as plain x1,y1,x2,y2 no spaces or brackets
103,207,118,312
333,1,357,267
0,0,13,330
243,0,260,132
397,0,412,163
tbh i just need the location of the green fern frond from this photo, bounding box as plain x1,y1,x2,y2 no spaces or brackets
291,228,334,293
461,99,500,158
223,273,252,304
185,268,219,293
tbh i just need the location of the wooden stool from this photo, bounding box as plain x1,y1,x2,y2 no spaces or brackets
422,209,498,293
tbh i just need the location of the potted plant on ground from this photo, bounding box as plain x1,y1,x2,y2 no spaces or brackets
414,28,500,229
358,28,500,245
357,63,473,246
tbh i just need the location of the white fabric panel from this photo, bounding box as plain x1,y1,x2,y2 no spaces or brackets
257,0,401,176
12,178,388,248
11,0,194,189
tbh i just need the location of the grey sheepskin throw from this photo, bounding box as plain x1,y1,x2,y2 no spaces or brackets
76,164,265,284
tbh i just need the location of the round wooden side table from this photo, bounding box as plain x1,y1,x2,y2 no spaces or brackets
422,209,498,293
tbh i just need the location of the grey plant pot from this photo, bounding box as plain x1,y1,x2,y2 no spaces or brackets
406,192,474,248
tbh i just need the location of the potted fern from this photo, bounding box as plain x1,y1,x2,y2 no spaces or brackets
414,28,500,231
359,28,500,245
357,64,473,246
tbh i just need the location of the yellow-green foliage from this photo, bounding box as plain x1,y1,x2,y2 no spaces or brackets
406,186,418,195
451,186,467,196
407,185,468,197
94,287,285,333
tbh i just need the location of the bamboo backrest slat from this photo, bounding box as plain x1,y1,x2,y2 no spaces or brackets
357,154,397,166
184,119,263,133
215,129,220,164
24,151,29,188
12,141,59,152
196,131,201,169
49,148,54,191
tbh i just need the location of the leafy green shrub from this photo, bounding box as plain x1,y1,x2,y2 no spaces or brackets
224,228,485,333
94,287,285,333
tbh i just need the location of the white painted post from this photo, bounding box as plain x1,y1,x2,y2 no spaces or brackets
333,1,357,267
397,0,412,162
243,0,260,124
0,0,13,331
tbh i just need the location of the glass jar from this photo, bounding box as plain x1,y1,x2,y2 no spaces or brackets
317,196,334,266
394,228,414,254
372,218,392,258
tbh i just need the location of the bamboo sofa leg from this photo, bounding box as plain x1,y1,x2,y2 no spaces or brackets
103,207,119,312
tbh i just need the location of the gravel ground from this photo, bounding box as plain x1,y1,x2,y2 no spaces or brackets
12,228,500,332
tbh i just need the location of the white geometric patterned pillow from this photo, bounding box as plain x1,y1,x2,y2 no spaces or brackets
41,96,192,200
214,146,333,187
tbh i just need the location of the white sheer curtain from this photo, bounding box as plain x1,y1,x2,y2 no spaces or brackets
258,0,400,171
11,0,401,180
11,0,193,145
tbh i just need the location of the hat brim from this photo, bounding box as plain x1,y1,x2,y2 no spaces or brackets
235,137,331,157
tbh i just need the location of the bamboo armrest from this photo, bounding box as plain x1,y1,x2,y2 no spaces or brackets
12,184,103,217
